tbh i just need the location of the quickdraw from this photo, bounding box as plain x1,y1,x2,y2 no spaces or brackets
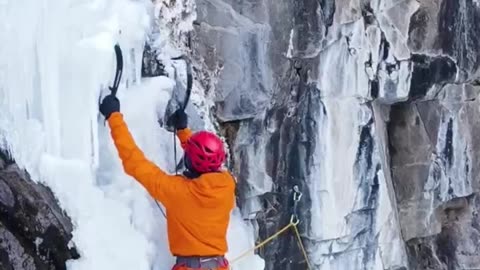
230,185,312,270
290,185,303,225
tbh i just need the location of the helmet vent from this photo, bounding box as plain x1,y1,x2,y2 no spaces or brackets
184,131,226,173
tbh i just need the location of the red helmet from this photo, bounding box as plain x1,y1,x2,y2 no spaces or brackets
185,131,226,173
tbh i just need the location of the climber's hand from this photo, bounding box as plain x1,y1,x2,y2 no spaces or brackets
100,94,120,120
166,109,188,130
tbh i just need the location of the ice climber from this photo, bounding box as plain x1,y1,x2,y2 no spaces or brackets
99,94,235,270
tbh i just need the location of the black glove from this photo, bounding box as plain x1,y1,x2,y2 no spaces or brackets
166,109,188,130
99,94,120,119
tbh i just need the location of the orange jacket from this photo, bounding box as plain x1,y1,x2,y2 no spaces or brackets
107,112,235,256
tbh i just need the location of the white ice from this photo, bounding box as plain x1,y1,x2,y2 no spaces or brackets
0,0,264,269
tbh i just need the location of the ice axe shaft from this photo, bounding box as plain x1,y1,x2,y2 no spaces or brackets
110,44,124,97
169,55,193,173
170,55,192,111
99,44,123,125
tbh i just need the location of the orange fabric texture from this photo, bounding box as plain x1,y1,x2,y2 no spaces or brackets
107,112,235,256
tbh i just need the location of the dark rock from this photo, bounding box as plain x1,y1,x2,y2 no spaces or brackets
229,60,319,269
0,153,79,269
193,0,274,122
290,0,325,58
259,80,319,270
436,0,480,79
0,225,36,270
409,54,457,100
191,0,480,269
408,0,480,80
388,82,480,268
407,194,480,270
319,0,335,30
141,43,167,78
0,150,14,168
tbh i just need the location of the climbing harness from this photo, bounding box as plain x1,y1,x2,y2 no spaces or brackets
230,185,312,270
174,256,229,269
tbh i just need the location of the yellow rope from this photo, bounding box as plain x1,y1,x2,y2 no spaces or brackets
293,223,313,270
229,220,313,270
230,222,294,264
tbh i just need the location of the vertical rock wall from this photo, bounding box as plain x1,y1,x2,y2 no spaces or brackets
0,152,78,269
192,0,480,269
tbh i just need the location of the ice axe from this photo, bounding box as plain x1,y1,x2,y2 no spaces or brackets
109,43,124,97
163,54,193,131
165,55,193,173
98,43,123,124
170,55,192,111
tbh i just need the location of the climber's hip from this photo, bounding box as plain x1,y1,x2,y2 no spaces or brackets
172,255,229,270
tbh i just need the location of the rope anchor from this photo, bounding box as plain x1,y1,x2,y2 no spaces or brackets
290,185,302,225
230,185,312,269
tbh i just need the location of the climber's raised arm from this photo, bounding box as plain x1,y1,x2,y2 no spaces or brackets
167,108,193,148
99,95,189,208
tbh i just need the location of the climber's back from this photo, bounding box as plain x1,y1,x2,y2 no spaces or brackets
166,170,235,257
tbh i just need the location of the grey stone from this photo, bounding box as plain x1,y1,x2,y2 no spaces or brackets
406,194,480,270
389,103,434,168
388,89,480,242
0,150,79,269
194,0,273,122
141,43,167,78
189,0,480,269
0,180,14,208
408,54,457,100
375,0,419,60
0,225,36,270
408,0,480,81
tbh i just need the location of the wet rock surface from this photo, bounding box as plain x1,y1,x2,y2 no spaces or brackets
0,151,79,270
406,194,480,270
191,0,480,269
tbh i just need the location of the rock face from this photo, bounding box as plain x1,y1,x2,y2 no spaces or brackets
191,0,480,269
0,151,79,269
406,195,480,270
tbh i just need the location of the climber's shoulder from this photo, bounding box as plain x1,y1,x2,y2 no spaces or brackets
196,170,236,190
216,170,236,187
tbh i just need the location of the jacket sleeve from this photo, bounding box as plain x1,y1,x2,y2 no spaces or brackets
107,112,188,208
176,128,192,149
